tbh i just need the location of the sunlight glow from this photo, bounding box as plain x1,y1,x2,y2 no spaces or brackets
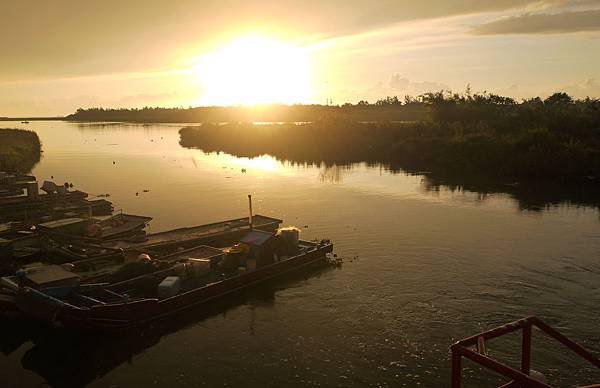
193,35,313,106
235,154,280,172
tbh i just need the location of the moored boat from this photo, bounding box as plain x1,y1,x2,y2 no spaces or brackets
90,213,152,240
102,214,282,251
14,232,333,331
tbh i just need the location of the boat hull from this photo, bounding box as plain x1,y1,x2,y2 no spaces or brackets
22,242,333,331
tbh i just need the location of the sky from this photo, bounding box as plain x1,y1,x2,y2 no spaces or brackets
1,0,599,116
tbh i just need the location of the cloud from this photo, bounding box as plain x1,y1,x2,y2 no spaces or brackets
472,9,600,34
361,75,450,101
491,79,600,100
389,74,410,90
0,0,539,81
388,74,449,94
561,78,600,98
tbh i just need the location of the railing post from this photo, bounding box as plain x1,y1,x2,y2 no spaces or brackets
451,346,462,388
521,324,532,376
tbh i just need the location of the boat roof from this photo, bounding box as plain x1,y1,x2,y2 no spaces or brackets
240,230,275,246
38,218,88,229
104,214,282,249
23,264,80,286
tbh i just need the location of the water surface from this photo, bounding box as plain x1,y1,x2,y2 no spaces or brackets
1,121,599,387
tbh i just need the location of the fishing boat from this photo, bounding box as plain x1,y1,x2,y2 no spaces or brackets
42,239,125,263
38,213,152,242
0,179,113,222
102,214,283,251
13,230,333,331
0,173,35,197
89,213,152,240
0,228,41,262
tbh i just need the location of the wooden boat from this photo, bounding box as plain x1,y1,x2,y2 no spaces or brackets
0,189,88,210
49,198,114,218
103,214,282,251
38,213,152,242
91,213,152,240
0,229,41,262
42,239,125,263
0,173,35,197
14,235,333,331
0,190,90,223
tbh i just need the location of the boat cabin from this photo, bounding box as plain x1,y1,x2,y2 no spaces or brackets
17,264,81,289
38,218,90,236
239,230,278,269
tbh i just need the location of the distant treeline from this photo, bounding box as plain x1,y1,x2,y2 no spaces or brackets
179,92,600,183
0,128,42,173
66,100,429,123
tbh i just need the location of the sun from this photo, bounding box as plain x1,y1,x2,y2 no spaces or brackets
193,35,313,106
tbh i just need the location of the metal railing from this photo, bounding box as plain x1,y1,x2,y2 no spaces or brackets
451,316,600,387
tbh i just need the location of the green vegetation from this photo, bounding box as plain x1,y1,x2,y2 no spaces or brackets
0,128,42,173
66,102,428,123
179,92,600,183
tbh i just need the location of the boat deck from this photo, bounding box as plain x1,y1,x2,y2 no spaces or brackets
96,213,152,239
105,214,282,250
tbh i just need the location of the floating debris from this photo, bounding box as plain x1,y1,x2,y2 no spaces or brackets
326,254,358,267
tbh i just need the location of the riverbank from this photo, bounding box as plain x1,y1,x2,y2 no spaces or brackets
0,128,42,173
179,93,600,184
179,120,600,184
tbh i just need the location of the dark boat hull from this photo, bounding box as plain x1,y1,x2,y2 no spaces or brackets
22,242,333,331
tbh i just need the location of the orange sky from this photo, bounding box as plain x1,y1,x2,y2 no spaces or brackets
1,0,599,115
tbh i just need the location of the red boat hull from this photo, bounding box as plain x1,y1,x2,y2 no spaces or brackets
56,243,333,331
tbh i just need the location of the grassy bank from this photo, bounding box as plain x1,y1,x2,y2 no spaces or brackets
0,128,42,173
179,92,600,184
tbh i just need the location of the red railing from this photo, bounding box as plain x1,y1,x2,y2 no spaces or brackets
451,316,600,387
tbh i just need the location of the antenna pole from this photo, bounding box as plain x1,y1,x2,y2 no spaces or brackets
248,194,253,231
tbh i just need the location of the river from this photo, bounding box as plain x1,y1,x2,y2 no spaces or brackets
1,120,599,387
